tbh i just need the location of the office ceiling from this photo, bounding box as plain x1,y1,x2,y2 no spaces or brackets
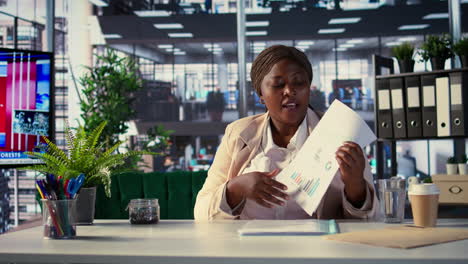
97,2,467,62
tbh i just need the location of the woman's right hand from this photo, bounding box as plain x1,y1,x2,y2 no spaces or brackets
226,169,289,209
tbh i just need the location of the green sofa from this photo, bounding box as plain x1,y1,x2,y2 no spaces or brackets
95,171,208,220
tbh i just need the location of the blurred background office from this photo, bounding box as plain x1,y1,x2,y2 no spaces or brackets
0,0,465,231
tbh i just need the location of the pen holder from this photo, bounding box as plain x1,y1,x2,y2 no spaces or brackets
42,199,77,239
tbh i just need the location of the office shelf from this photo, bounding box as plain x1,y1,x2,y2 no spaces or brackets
377,136,468,142
372,55,468,179
376,68,468,79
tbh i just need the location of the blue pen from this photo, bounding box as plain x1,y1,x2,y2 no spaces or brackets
67,174,85,199
42,179,58,200
47,174,57,191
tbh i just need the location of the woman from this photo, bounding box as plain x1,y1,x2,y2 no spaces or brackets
194,45,378,220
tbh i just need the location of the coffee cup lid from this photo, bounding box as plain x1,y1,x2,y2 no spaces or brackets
408,183,439,195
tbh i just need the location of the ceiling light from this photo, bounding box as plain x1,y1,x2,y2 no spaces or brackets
339,44,355,48
209,48,223,52
154,23,183,29
134,10,171,17
246,31,268,36
347,39,364,44
184,8,195,14
297,41,314,46
89,0,108,7
423,13,449,19
328,17,361,24
253,42,266,47
203,43,220,48
246,8,272,14
158,44,173,49
168,33,193,38
103,34,122,39
398,37,417,42
398,24,429,30
246,21,270,27
332,47,347,51
318,28,345,34
385,42,401,47
174,51,186,55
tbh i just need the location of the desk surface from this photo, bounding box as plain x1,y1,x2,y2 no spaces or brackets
1,219,468,264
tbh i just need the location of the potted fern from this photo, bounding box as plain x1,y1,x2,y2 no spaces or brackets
26,121,150,224
392,42,415,73
452,37,468,68
419,35,453,71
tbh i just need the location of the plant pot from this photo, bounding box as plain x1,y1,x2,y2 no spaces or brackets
75,187,96,225
398,59,415,73
458,163,467,175
446,164,458,175
430,57,446,71
460,55,468,68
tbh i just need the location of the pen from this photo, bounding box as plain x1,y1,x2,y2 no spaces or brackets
36,184,45,199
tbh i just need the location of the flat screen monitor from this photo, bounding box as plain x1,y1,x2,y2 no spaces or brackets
0,48,54,167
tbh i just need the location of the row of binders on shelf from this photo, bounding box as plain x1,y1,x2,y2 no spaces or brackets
376,70,467,139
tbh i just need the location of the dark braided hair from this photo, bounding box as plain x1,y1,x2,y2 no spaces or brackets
250,45,313,96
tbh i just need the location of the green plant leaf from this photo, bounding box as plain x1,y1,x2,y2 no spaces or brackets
391,42,414,61
419,35,453,62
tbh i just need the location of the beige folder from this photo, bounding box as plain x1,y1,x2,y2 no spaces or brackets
324,225,468,249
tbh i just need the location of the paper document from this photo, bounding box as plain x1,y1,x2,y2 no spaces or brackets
238,219,338,236
275,100,376,215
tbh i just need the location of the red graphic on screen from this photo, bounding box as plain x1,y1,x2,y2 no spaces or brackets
0,57,44,152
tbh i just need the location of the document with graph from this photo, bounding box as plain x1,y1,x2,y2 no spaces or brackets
275,100,376,215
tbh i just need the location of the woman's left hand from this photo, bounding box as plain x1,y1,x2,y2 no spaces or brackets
335,141,366,206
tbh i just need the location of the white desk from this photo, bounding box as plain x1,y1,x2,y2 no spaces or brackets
0,219,467,264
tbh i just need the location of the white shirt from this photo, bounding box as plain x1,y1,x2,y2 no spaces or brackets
220,113,371,219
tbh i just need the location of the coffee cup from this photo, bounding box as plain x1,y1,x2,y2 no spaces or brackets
408,183,440,227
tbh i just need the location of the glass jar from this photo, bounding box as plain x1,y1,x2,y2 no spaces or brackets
127,199,159,224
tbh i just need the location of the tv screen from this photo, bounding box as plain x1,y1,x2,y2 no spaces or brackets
0,48,54,167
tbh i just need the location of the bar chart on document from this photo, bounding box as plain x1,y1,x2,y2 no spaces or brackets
276,100,376,216
279,132,344,215
290,172,320,197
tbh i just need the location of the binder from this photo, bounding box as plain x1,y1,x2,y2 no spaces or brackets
448,72,468,136
405,76,422,138
376,79,393,138
435,76,451,137
421,75,438,137
390,78,407,138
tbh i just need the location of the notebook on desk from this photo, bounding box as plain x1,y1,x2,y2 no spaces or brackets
238,219,339,236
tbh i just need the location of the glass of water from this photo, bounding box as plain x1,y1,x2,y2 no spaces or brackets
378,178,406,223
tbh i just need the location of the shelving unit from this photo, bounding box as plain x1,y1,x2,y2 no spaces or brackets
373,55,467,179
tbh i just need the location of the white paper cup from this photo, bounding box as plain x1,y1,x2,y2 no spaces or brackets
408,184,439,227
